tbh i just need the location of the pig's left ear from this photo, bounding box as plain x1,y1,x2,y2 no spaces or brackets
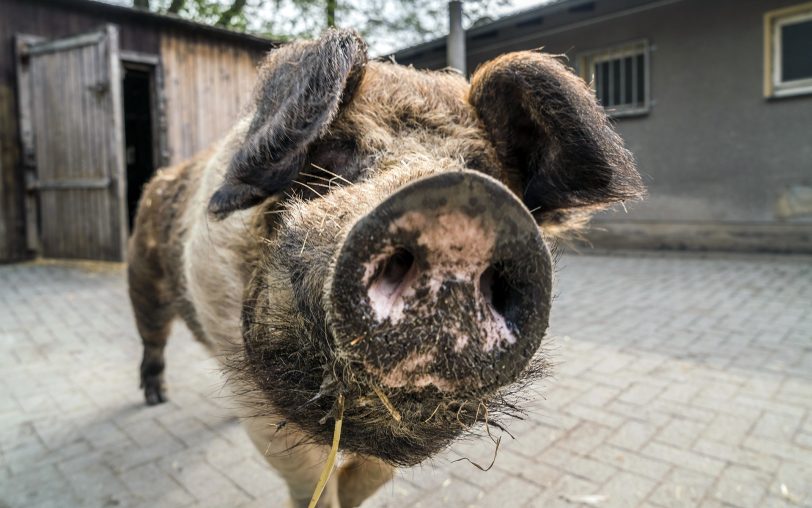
208,29,367,220
469,52,645,228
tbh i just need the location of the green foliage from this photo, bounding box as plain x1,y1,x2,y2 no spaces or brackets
258,0,513,53
145,0,251,29
132,0,514,53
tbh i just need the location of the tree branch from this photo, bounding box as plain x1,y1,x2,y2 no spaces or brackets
167,0,185,14
326,0,336,27
216,0,248,27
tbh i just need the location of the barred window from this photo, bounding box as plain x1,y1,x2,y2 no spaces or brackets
579,41,650,117
765,3,812,98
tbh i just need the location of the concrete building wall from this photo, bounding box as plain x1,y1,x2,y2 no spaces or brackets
397,0,812,252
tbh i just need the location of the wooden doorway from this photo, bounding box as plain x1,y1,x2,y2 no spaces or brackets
121,53,163,232
16,25,159,261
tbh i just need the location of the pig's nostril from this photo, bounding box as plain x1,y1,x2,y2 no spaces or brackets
480,264,518,323
382,248,415,287
366,247,417,320
372,247,416,298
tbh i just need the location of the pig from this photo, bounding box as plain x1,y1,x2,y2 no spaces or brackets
127,29,644,508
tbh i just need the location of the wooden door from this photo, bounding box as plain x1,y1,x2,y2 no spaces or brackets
17,26,127,261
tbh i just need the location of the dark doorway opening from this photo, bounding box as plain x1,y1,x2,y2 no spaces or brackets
122,65,156,231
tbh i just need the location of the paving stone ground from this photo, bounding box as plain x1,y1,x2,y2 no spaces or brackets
1,252,810,508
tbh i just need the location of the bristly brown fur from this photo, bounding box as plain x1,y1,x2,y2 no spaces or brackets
127,28,645,503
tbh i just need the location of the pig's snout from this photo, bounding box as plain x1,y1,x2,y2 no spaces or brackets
328,171,552,394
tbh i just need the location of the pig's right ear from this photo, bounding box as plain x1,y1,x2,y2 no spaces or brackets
469,52,645,229
208,29,367,220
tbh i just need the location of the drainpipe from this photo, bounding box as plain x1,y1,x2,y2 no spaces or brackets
447,1,466,75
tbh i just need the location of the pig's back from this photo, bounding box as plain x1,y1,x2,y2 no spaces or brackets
128,149,212,345
129,115,262,354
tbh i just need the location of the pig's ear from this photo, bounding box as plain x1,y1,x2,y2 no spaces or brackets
469,52,645,228
208,29,367,220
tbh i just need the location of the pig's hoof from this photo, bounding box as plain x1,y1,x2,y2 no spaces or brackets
142,377,167,405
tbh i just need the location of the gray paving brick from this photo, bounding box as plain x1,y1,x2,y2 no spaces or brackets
768,461,812,507
599,472,658,508
618,383,665,406
641,442,726,477
649,467,714,508
360,478,428,508
163,458,246,502
711,465,771,507
564,455,618,485
652,399,718,425
577,385,622,408
470,476,544,508
538,384,585,411
504,423,564,459
697,498,731,508
794,432,812,449
492,448,560,488
658,383,701,404
80,421,134,450
589,352,637,375
742,435,812,463
701,413,754,445
654,418,707,449
3,254,811,508
759,495,796,508
556,422,614,455
564,403,626,429
734,395,806,419
692,438,780,474
214,456,286,499
532,474,602,508
589,444,671,481
536,445,580,470
120,462,196,505
398,463,456,492
609,421,659,451
64,463,132,506
751,412,803,441
430,477,490,507
3,464,71,505
530,410,581,432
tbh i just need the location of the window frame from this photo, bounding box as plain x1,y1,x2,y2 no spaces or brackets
577,39,651,118
764,2,812,99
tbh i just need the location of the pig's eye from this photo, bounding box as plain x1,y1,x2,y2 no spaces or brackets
379,248,415,290
480,264,518,322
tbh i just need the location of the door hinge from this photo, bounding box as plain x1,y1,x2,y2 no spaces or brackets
29,178,112,191
88,81,110,97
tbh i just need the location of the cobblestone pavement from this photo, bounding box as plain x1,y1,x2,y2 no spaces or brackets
1,252,811,508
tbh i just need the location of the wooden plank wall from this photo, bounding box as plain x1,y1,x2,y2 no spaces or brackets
0,0,271,261
0,61,25,262
27,28,127,261
0,0,159,261
161,31,262,164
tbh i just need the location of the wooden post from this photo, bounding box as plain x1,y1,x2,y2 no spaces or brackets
106,24,128,260
14,35,44,256
447,1,466,75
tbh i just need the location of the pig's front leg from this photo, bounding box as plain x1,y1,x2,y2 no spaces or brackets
242,415,340,508
337,455,394,507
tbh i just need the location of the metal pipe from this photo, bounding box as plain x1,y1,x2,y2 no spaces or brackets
447,1,466,74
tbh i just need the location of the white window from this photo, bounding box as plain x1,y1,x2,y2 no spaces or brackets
765,3,812,98
578,41,650,117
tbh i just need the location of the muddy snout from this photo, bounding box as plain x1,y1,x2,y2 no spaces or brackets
329,171,552,395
